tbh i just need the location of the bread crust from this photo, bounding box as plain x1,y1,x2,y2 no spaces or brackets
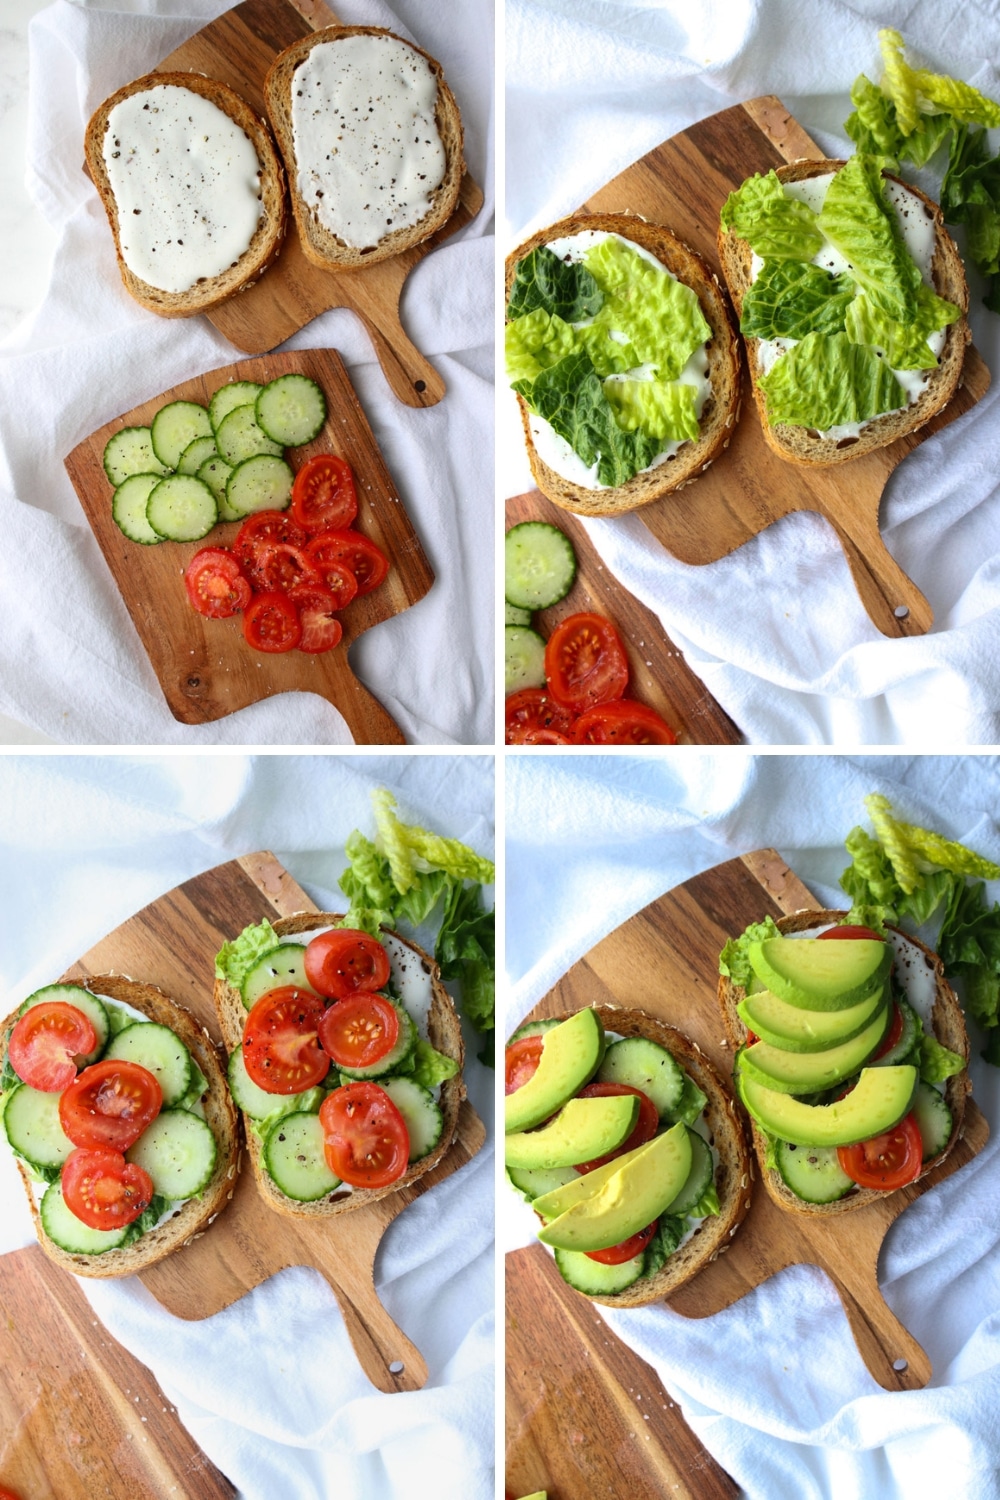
717,909,971,1218
84,71,286,317
504,213,741,517
717,159,971,466
264,26,465,271
214,914,466,1220
2,976,239,1278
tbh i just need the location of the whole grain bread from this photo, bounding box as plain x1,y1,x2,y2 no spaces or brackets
2,975,239,1278
264,27,464,271
84,71,286,317
717,159,970,466
717,909,970,1218
504,213,741,517
213,914,466,1220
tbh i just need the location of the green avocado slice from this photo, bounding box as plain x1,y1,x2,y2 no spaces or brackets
504,1093,638,1170
748,936,891,1011
738,1002,889,1094
738,1064,917,1147
537,1122,692,1252
738,983,886,1052
530,1134,664,1220
505,1008,605,1135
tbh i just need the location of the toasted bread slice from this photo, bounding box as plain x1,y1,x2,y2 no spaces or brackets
504,213,741,517
2,975,239,1278
264,27,464,271
717,909,970,1218
718,159,970,466
84,71,286,317
214,914,466,1220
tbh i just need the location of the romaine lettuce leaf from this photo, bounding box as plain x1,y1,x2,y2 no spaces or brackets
641,1213,687,1277
215,919,280,988
913,69,1000,128
900,112,953,169
119,1193,168,1245
878,28,921,135
687,1178,721,1220
845,74,904,162
505,309,579,384
757,330,905,429
720,170,824,260
603,376,699,443
583,236,711,380
719,915,781,988
507,245,604,323
514,348,661,487
845,282,961,368
668,1074,708,1128
740,260,855,340
817,154,923,324
394,1037,460,1089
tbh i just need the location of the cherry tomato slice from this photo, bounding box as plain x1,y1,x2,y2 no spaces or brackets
817,925,884,942
304,929,391,1001
572,700,677,745
184,548,251,619
243,591,302,653
305,554,358,610
320,1081,410,1188
288,583,344,653
874,1000,904,1060
504,688,576,745
61,1147,154,1230
252,542,322,594
837,1111,923,1191
584,1219,658,1265
574,1083,659,1173
306,531,390,597
504,1035,544,1094
8,1001,97,1092
234,511,309,589
59,1059,162,1152
544,613,629,713
318,993,400,1070
521,727,573,744
242,986,330,1095
0,1486,25,1500
290,454,359,533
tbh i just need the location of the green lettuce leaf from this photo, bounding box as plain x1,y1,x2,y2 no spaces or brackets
119,1193,169,1246
504,309,579,384
507,245,604,323
866,793,922,894
215,919,280,988
740,260,855,340
174,1063,209,1114
371,789,495,891
878,28,922,135
817,154,923,324
668,1074,708,1128
900,112,954,169
757,330,905,429
845,282,961,368
845,74,904,162
913,70,1000,128
719,915,781,988
603,376,700,443
641,1213,688,1277
720,170,823,260
917,1034,966,1083
575,320,638,376
583,236,711,380
942,124,1000,300
938,880,1000,1033
394,1037,460,1089
514,348,661,487
687,1177,721,1220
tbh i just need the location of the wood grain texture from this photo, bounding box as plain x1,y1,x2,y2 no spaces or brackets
505,489,742,745
64,348,432,738
506,850,989,1493
154,0,484,404
49,851,484,1394
579,97,991,638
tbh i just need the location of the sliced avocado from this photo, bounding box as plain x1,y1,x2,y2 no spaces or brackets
738,1002,889,1094
538,1122,692,1252
738,1064,917,1147
504,1093,638,1170
530,1134,663,1220
505,1008,604,1135
748,936,890,1011
738,983,886,1052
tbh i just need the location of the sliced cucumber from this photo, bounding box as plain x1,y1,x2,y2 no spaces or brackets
505,625,547,694
241,944,316,1010
177,434,218,476
873,998,921,1068
264,1110,341,1200
256,374,327,447
554,1246,645,1295
227,1046,323,1120
209,381,263,435
18,984,109,1066
146,474,218,542
3,1083,75,1171
112,472,165,546
104,1022,193,1108
126,1108,217,1199
40,1177,129,1254
151,400,212,470
215,404,283,465
506,1163,577,1201
597,1037,685,1119
505,600,533,627
197,455,239,520
103,427,169,487
505,521,577,610
911,1079,952,1161
775,1139,855,1204
335,997,417,1080
225,454,294,518
664,1129,714,1215
379,1076,442,1161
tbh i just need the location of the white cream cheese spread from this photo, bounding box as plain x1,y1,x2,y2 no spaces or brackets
102,84,263,295
291,34,445,251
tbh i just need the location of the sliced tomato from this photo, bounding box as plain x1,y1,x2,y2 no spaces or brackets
290,454,359,533
572,700,677,745
817,926,884,942
520,727,573,745
306,530,390,597
242,591,302,653
184,548,251,619
305,554,358,610
837,1111,923,1191
318,993,400,1070
320,1081,410,1188
0,1487,24,1500
242,986,330,1095
234,510,309,588
304,929,391,1001
61,1147,154,1230
8,1001,97,1092
574,1082,659,1173
874,1000,904,1060
288,583,344,653
59,1059,162,1151
584,1219,658,1265
251,542,321,594
504,1035,544,1094
504,688,576,745
544,613,629,713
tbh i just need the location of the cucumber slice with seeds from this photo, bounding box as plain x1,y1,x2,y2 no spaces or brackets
41,1178,129,1254
209,381,262,435
505,625,547,694
177,434,218,476
505,521,577,610
264,1110,341,1200
225,454,294,518
664,1129,714,1215
911,1079,952,1161
19,984,110,1065
241,944,316,1010
507,1163,577,1200
379,1076,442,1161
775,1139,855,1203
105,1022,193,1107
597,1036,685,1119
112,473,165,545
126,1108,217,1198
150,400,212,470
3,1083,75,1171
215,404,283,465
103,427,170,487
146,474,218,542
197,455,239,520
554,1246,645,1295
505,601,532,627
255,374,326,447
228,1046,324,1120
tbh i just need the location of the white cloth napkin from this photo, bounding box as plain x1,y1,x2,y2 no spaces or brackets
0,753,495,1500
504,0,1000,745
504,752,1000,1500
0,0,493,745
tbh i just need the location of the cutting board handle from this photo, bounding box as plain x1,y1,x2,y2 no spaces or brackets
325,673,407,744
356,307,446,408
828,1265,931,1390
320,1265,429,1393
826,514,933,637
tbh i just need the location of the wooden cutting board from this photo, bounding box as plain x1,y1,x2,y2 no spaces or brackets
505,489,742,744
64,348,432,739
505,849,989,1499
153,0,484,407
576,96,992,638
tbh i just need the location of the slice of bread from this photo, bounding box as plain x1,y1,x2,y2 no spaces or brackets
84,71,286,317
213,914,466,1220
718,159,970,466
264,27,465,271
505,213,741,518
717,909,971,1219
2,975,239,1278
